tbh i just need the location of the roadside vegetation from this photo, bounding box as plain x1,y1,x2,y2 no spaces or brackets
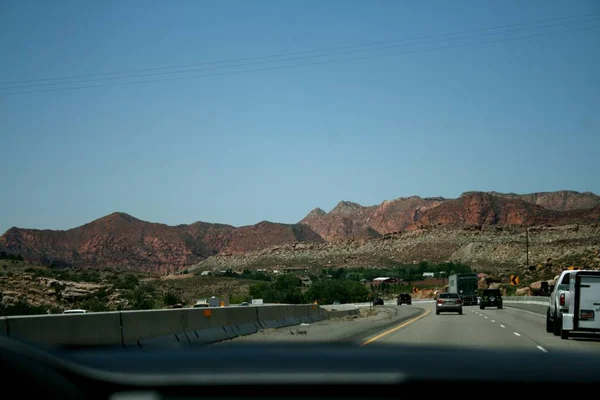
1,254,475,315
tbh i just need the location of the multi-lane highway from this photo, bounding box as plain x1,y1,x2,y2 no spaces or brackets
218,301,600,354
361,302,600,353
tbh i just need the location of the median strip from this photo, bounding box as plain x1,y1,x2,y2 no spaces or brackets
361,309,430,346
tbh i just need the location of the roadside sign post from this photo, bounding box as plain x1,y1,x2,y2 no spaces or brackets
509,275,519,286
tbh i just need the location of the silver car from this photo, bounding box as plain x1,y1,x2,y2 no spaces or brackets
436,293,463,315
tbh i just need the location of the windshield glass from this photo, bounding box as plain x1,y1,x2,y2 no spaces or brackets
1,0,599,376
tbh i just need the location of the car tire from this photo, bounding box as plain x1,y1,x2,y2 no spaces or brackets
553,312,561,336
546,309,554,333
458,310,462,315
480,305,485,310
561,328,569,340
436,311,440,315
498,304,503,309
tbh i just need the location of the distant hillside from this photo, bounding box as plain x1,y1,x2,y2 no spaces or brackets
411,192,599,228
1,190,598,272
0,213,323,272
300,191,599,239
467,190,600,212
300,196,445,241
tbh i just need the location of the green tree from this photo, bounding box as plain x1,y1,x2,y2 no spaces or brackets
163,292,182,306
305,280,369,304
128,285,156,310
273,274,302,290
114,274,139,290
249,281,278,303
79,297,110,312
248,274,305,304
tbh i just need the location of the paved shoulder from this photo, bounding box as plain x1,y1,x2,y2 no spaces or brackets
214,305,423,345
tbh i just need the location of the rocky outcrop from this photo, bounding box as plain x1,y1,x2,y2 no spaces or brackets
2,191,598,273
486,190,600,212
222,221,325,254
190,224,600,274
300,196,445,241
0,213,323,272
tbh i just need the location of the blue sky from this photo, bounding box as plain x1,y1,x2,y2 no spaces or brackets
1,0,599,232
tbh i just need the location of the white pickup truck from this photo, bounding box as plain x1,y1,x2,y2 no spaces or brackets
546,269,600,339
546,270,572,336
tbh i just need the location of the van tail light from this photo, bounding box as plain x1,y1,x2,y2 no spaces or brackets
559,293,565,306
437,299,443,304
456,299,462,304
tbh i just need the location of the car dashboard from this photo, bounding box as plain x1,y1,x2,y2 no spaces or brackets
1,335,598,399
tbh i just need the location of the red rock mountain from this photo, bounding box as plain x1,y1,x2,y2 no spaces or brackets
299,197,445,241
0,213,322,272
411,192,600,228
1,190,598,272
222,221,325,254
301,191,600,240
470,190,600,212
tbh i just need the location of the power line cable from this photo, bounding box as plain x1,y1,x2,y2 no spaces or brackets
2,16,599,91
1,10,598,86
2,24,598,96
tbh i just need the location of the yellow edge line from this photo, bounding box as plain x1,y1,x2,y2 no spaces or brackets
361,309,431,346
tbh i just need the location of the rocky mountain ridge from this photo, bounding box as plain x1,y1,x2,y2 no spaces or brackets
1,190,598,272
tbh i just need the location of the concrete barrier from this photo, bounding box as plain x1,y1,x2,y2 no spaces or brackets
308,304,324,322
3,312,122,347
185,307,256,345
502,296,549,316
257,305,292,329
0,304,359,348
503,296,550,306
121,308,187,347
0,317,7,336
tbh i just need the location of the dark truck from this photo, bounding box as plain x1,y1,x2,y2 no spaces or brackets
397,293,412,305
479,289,503,309
448,273,479,306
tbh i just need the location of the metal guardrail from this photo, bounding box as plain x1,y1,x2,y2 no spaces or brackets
503,296,550,306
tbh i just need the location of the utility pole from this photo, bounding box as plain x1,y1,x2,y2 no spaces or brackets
526,227,529,266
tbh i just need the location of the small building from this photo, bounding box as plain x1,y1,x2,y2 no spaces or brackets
300,276,313,286
282,267,308,273
372,277,392,286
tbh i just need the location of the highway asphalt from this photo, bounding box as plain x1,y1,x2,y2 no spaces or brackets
217,301,600,354
362,302,600,354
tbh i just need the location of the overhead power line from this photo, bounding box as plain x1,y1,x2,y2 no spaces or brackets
2,16,599,91
2,25,598,96
1,10,599,87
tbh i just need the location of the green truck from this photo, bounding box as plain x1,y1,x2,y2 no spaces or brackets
448,273,479,306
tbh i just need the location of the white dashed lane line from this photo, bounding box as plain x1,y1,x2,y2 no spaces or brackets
473,308,549,353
